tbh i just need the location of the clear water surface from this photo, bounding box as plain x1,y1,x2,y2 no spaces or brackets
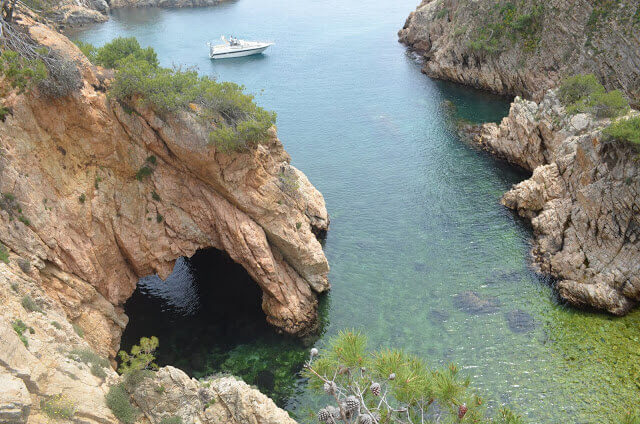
68,1,640,422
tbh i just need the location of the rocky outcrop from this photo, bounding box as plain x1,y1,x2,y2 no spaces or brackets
131,367,297,424
471,90,640,314
33,0,229,27
1,14,328,358
399,0,640,104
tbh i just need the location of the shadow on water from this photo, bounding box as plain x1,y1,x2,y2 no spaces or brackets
120,247,313,406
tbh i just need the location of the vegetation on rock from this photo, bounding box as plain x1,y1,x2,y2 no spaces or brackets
106,383,139,424
466,1,544,55
40,394,77,420
303,330,524,423
12,318,29,347
82,37,276,152
558,74,629,118
21,294,42,312
603,116,640,148
0,242,9,263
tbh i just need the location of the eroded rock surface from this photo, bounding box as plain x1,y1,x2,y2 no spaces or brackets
471,90,640,314
0,13,317,424
0,256,298,423
131,367,297,424
0,16,328,357
399,0,640,104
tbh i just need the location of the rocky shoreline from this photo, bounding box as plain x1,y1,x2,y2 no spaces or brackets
46,0,231,27
466,91,640,314
398,0,640,104
400,0,640,315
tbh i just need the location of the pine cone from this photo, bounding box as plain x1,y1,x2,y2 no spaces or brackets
345,395,359,412
458,403,468,419
358,414,373,424
369,382,381,396
323,381,337,395
318,408,330,422
327,406,341,419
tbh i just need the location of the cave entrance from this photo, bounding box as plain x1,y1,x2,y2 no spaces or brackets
120,247,308,405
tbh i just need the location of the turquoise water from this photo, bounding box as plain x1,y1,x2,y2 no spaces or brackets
68,1,640,422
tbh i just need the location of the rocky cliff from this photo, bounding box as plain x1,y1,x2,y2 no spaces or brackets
2,13,329,356
399,0,640,104
0,11,324,424
469,90,640,314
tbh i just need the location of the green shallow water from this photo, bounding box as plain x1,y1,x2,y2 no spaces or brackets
68,0,640,422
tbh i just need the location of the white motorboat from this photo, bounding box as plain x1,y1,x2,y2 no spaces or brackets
208,36,273,59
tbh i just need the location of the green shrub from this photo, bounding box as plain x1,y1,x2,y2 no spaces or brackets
40,394,77,420
12,319,28,347
105,384,138,424
74,40,97,62
156,213,163,223
558,74,604,106
78,193,86,203
588,90,630,118
560,74,630,118
21,295,42,313
603,116,640,147
93,37,158,69
0,243,9,264
154,384,166,394
151,191,161,201
159,417,183,424
91,362,107,379
135,166,153,181
18,215,30,226
620,410,640,424
107,48,275,153
69,347,110,368
51,321,62,330
0,50,47,94
73,323,84,338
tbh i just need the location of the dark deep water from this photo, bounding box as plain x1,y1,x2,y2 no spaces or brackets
69,0,640,422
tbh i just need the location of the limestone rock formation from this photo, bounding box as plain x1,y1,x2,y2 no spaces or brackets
399,0,640,104
471,90,640,314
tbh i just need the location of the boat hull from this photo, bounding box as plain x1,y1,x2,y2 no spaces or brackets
210,45,271,59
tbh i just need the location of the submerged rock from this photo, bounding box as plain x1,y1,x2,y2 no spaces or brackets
505,310,537,334
453,291,500,314
429,308,449,324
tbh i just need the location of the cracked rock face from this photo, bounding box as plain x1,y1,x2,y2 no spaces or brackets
0,16,329,359
398,0,640,104
472,90,640,314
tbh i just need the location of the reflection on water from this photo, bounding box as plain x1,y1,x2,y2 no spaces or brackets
72,0,640,421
